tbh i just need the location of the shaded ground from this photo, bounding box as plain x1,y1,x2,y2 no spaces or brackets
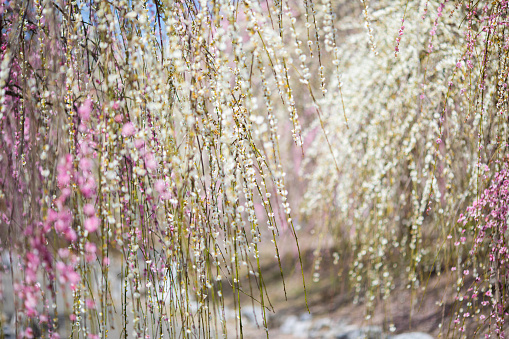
221,233,484,338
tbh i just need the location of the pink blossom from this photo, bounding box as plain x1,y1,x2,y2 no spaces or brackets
80,183,95,198
83,203,95,216
155,179,166,193
23,327,34,338
26,252,40,268
56,261,66,273
57,154,74,187
65,228,77,242
57,171,71,187
78,99,93,121
67,271,80,286
24,293,37,311
85,241,96,253
122,122,136,137
86,298,96,309
47,209,59,223
54,219,66,233
85,241,97,262
145,153,157,171
79,158,93,171
84,216,100,233
155,179,172,200
134,138,145,149
57,261,81,288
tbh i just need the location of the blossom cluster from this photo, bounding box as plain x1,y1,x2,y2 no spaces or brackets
301,0,509,334
0,0,343,336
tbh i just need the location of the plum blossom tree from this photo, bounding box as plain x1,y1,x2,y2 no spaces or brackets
2,0,509,337
302,0,509,335
0,0,312,337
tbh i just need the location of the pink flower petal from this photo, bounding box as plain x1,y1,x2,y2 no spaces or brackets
84,216,100,233
122,122,135,137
